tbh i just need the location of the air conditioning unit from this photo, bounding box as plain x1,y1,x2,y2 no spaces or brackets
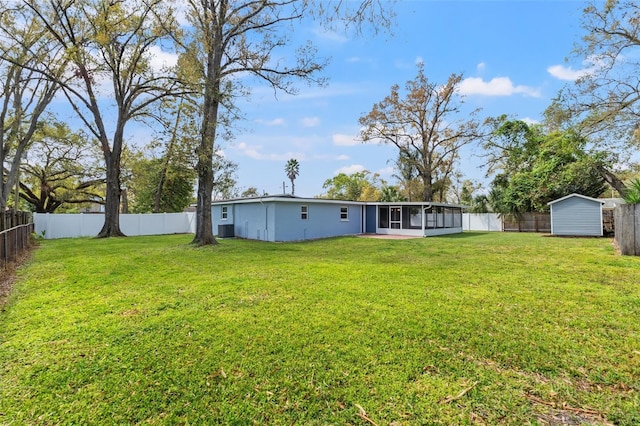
218,224,235,238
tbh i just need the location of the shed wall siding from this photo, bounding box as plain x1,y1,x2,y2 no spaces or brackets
551,197,602,236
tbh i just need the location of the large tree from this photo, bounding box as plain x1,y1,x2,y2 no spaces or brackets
24,0,182,237
321,171,382,201
359,65,483,202
573,0,640,141
484,118,608,214
19,121,104,213
551,0,640,197
183,0,395,245
0,4,66,211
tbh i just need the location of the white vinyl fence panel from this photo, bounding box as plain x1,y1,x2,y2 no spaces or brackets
34,212,196,239
462,213,502,232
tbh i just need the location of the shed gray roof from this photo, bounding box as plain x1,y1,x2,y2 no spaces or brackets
547,193,605,206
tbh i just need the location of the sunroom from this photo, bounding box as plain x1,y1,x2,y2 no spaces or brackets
366,202,465,237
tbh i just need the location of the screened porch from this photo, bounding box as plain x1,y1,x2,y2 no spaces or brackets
373,203,464,237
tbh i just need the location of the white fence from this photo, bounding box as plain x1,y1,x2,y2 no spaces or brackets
34,212,196,239
34,212,501,240
462,213,502,232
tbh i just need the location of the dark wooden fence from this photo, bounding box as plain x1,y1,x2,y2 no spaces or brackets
502,212,551,233
1,210,32,232
614,204,640,256
0,223,34,268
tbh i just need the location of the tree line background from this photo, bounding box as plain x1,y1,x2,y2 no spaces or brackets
1,0,640,244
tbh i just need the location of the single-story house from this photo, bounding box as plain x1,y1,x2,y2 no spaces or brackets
211,195,465,242
548,193,605,237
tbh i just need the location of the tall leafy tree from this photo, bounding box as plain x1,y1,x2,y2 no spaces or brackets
24,0,182,237
285,158,300,195
572,0,640,142
549,0,640,196
182,0,395,245
484,118,607,213
391,150,422,201
0,4,66,211
379,185,405,202
127,156,194,213
321,171,381,201
359,64,483,202
19,121,104,213
211,152,239,201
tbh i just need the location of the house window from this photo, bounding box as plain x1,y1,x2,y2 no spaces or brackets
340,206,349,221
221,206,228,220
301,205,308,220
379,206,389,228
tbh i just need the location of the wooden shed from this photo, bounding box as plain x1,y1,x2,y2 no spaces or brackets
548,193,604,237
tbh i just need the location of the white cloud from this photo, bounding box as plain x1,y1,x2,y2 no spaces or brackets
547,64,591,81
336,154,350,161
235,142,305,161
520,117,540,125
332,133,359,146
477,62,486,72
301,117,320,127
255,118,285,126
312,27,348,43
148,45,179,71
394,59,415,70
457,76,541,97
376,166,395,176
235,142,264,160
335,164,365,175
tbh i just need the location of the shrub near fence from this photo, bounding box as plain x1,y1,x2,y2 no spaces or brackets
614,204,640,256
0,223,34,269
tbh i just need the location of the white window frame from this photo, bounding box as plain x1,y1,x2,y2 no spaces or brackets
340,206,349,221
221,206,228,220
301,205,308,220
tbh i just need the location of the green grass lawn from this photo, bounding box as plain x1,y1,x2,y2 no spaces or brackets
1,232,639,425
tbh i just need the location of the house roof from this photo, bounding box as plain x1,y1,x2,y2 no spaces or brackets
209,195,364,206
208,195,466,208
547,193,605,206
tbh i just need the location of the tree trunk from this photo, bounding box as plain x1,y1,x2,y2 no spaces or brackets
155,99,183,213
192,6,225,246
597,164,627,197
421,174,433,202
97,149,125,237
193,169,216,245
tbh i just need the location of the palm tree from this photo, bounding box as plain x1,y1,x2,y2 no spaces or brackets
285,158,300,195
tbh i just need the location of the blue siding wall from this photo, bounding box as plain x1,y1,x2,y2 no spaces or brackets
236,202,277,241
551,197,602,236
212,204,234,236
273,202,363,241
213,201,363,241
366,205,377,233
212,202,275,241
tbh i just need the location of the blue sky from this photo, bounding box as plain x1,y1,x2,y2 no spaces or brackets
220,0,594,198
45,1,595,199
